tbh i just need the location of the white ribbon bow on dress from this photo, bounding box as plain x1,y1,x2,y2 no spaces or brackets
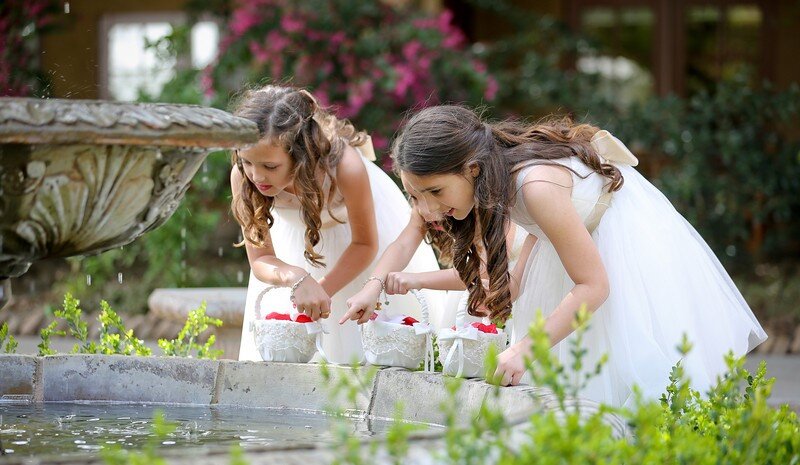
590,130,639,167
439,325,480,378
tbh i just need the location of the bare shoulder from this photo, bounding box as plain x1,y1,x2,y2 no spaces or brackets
335,144,369,186
519,163,574,218
520,163,573,188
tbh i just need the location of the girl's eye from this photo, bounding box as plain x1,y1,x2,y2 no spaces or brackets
241,159,252,166
430,189,441,196
264,165,277,171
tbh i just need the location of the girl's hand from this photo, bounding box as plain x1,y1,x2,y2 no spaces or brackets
493,339,531,386
292,275,332,321
385,272,422,295
341,281,382,325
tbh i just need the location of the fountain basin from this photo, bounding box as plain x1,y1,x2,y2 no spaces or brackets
0,354,630,464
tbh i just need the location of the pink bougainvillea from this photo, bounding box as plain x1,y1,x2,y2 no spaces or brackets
0,0,60,97
204,0,496,164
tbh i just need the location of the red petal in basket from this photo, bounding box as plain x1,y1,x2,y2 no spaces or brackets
265,312,291,321
471,322,498,334
401,316,419,326
294,314,314,323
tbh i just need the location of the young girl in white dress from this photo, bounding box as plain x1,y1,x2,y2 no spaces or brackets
391,105,767,407
231,85,440,364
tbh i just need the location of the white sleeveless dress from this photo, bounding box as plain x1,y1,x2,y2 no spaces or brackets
238,141,444,364
509,131,767,407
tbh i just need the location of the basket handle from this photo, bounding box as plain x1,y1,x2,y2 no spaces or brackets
455,292,469,328
253,284,282,321
408,289,430,326
455,290,493,326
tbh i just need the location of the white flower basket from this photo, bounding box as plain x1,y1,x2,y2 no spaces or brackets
437,293,508,378
249,285,327,363
360,289,435,370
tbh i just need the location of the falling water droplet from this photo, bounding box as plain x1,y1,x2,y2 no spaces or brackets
86,275,92,286
237,270,244,283
217,247,223,257
181,228,186,239
64,1,70,13
118,272,123,284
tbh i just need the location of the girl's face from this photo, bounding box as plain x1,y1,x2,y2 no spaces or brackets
237,139,294,196
400,169,476,221
400,174,441,224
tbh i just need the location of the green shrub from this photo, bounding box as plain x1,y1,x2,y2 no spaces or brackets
36,293,221,359
0,321,18,353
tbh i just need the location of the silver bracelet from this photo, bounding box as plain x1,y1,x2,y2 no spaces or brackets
289,272,312,308
364,276,390,309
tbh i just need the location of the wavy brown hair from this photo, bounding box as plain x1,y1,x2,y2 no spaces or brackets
391,105,622,321
231,85,368,267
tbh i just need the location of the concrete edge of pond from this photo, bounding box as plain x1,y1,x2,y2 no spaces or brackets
0,354,630,464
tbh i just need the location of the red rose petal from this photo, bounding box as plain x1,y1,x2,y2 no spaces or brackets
369,312,378,321
294,314,314,323
401,316,419,326
471,322,498,334
265,312,291,321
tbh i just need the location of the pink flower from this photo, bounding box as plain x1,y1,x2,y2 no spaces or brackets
230,9,259,37
484,76,499,101
266,30,290,53
402,41,422,61
281,14,305,33
249,40,269,64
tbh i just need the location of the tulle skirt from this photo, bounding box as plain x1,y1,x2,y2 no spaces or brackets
511,165,767,407
238,158,444,364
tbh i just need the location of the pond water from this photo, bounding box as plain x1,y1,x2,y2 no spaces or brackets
0,401,408,458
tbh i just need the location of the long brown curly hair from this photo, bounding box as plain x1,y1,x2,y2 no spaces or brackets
231,85,368,267
391,105,623,322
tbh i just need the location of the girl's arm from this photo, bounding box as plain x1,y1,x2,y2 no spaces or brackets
231,168,331,319
316,146,379,297
340,208,428,324
387,225,538,297
496,165,609,386
385,268,464,295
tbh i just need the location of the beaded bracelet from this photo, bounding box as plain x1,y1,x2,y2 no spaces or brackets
364,276,390,310
289,272,312,309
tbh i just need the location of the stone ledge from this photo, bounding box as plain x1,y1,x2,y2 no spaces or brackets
0,354,37,397
40,354,218,404
213,360,373,413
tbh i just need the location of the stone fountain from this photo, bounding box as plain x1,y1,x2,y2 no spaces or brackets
0,97,258,309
